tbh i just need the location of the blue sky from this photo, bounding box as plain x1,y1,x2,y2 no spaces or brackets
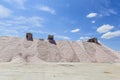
0,0,120,51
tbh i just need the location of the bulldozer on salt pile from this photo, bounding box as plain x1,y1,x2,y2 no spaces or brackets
48,35,56,45
26,33,33,41
25,33,100,45
26,33,56,45
87,38,100,45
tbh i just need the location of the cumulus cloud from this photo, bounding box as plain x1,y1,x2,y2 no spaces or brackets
71,28,80,33
101,30,120,39
4,0,27,9
37,5,56,15
97,24,114,33
86,13,97,18
0,5,12,18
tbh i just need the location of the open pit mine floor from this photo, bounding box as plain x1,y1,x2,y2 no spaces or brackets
0,63,120,80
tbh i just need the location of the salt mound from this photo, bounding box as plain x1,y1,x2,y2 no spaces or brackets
0,36,119,63
10,53,26,64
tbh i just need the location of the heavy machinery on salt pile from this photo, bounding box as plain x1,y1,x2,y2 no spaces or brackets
26,33,33,41
87,38,100,45
48,35,56,45
25,32,100,45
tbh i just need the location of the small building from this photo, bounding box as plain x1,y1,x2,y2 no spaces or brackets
26,33,33,41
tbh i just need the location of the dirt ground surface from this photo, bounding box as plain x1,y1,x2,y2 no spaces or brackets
0,63,120,80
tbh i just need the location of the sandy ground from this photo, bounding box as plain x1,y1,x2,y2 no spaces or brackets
0,63,120,80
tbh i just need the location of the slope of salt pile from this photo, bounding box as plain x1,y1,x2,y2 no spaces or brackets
0,36,119,63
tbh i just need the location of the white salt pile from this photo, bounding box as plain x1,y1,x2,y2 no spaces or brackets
0,36,119,63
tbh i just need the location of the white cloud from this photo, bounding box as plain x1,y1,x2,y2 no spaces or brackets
79,36,90,41
100,9,117,17
0,16,43,27
0,27,19,36
0,5,12,18
101,30,120,39
108,9,117,15
56,35,70,40
4,0,26,9
97,24,114,33
71,28,80,33
0,16,44,36
29,30,48,34
86,13,97,18
92,20,96,23
37,5,56,15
